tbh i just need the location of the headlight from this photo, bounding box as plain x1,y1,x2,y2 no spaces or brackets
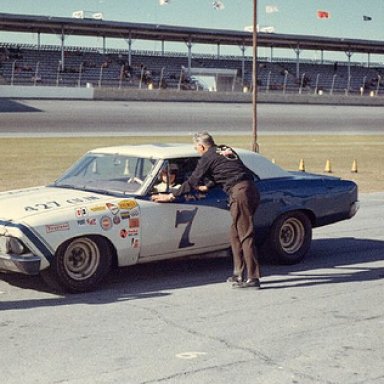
6,237,26,255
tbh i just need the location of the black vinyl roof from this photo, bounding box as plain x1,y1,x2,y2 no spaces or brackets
1,12,384,54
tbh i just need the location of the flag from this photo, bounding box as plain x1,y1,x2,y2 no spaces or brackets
265,5,278,14
363,15,372,21
317,10,330,19
159,0,170,5
72,10,84,19
260,26,275,33
92,12,103,20
213,1,225,10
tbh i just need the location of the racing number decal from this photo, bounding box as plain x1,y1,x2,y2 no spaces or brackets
24,196,100,212
175,208,198,248
24,201,61,212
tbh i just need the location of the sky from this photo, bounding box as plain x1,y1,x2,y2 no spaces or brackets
1,0,383,62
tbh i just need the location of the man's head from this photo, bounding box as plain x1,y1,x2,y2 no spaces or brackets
193,131,215,155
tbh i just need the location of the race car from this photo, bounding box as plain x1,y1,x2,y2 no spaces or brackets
0,143,359,292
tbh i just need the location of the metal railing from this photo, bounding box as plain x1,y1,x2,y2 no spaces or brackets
3,58,383,97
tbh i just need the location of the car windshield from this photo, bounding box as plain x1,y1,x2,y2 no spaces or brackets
52,153,157,195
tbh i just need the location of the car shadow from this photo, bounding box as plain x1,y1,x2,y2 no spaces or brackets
0,99,41,113
1,237,383,311
261,237,384,289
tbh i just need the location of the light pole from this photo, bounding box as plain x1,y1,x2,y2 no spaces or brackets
159,0,259,151
252,0,259,152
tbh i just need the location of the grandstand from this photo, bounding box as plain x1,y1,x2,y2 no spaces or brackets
1,43,383,95
0,12,383,96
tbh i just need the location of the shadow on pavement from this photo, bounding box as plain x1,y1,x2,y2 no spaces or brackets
0,99,41,113
1,237,383,310
262,237,384,289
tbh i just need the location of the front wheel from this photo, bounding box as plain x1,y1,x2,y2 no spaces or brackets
41,236,113,293
266,211,312,265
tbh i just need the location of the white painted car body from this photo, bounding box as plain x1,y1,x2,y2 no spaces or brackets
0,144,358,292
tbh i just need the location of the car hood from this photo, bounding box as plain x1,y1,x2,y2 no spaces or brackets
0,186,112,222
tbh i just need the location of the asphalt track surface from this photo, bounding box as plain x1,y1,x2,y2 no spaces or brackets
1,99,384,384
0,99,383,136
1,192,384,384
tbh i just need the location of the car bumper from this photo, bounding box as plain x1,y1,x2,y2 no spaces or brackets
349,201,360,218
0,253,41,275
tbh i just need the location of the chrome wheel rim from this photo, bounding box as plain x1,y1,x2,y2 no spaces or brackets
279,217,305,254
63,238,100,281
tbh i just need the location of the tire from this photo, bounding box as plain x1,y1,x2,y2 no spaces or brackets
267,211,312,265
41,236,112,293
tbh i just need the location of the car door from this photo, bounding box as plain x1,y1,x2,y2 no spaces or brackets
138,186,231,262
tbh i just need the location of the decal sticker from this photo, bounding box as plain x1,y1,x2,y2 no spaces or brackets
131,238,140,248
120,211,130,220
128,228,139,236
113,216,121,225
75,207,88,218
46,223,70,233
118,200,138,210
106,203,119,215
129,217,140,228
90,205,107,212
175,208,198,248
100,216,113,231
86,218,97,225
129,208,140,217
120,229,128,238
77,219,86,226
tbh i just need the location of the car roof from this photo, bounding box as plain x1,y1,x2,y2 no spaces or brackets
89,143,198,159
88,143,290,179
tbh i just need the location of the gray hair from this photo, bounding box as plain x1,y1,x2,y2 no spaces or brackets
192,131,215,147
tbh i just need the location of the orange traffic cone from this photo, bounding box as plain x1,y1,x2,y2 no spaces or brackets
299,159,305,172
324,159,332,173
351,159,358,173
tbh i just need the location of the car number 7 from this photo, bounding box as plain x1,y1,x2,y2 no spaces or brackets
175,208,198,248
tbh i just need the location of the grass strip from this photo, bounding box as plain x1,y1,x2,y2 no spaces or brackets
1,135,382,193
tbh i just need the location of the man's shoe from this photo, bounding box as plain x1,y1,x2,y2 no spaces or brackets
232,279,261,289
226,275,243,283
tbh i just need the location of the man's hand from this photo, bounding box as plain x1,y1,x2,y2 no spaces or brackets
151,193,175,203
196,185,208,192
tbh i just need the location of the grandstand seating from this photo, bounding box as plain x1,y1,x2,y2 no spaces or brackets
0,44,383,95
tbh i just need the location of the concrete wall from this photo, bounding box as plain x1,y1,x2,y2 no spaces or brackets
0,85,94,99
1,85,384,106
94,88,384,106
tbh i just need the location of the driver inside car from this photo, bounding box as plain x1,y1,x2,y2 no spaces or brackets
152,163,181,194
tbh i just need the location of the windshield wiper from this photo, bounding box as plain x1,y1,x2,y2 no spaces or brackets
82,186,125,196
51,183,79,189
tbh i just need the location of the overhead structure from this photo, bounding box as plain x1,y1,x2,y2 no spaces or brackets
1,12,384,55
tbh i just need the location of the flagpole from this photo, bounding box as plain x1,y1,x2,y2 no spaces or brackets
252,0,259,152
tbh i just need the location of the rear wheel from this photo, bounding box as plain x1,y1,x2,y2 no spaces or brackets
266,211,312,265
41,236,112,293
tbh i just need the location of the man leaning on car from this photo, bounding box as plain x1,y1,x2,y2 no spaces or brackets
152,131,262,289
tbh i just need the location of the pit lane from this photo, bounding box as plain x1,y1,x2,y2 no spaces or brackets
0,99,383,136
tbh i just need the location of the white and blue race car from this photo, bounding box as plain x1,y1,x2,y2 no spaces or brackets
0,144,358,292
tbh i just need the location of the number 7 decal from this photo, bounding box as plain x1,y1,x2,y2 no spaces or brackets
175,208,198,248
